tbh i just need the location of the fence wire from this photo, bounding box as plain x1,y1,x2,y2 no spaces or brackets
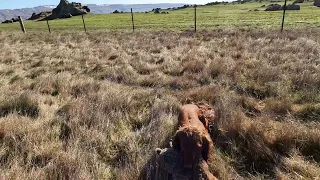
1,1,319,33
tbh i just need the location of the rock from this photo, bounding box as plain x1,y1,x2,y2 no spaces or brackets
29,12,38,20
27,0,88,21
28,11,52,21
138,148,217,180
83,6,90,13
2,20,13,23
293,0,304,3
11,18,19,22
314,0,320,6
265,4,282,11
265,3,300,11
61,13,72,18
46,0,89,20
285,4,301,10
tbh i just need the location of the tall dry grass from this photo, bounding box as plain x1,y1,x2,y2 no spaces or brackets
0,29,319,179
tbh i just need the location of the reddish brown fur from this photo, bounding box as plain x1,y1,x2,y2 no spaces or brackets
173,104,215,170
177,104,204,129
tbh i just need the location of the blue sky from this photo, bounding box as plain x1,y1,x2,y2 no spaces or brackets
1,0,212,9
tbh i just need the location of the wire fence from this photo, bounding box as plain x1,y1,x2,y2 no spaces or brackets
2,0,319,34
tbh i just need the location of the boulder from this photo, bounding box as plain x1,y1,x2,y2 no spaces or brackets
28,11,52,21
11,18,19,22
83,6,91,13
2,20,13,23
293,0,304,3
47,0,89,20
265,3,300,11
314,0,320,6
30,13,36,19
61,13,72,18
285,4,301,10
265,4,282,11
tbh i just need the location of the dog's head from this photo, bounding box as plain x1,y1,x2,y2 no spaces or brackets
173,126,212,169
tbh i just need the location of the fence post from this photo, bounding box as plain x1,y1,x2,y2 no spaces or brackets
46,20,51,33
18,16,26,33
131,8,135,32
82,14,87,33
281,0,287,33
194,5,197,32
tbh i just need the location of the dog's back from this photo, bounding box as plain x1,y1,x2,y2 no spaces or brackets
177,104,206,130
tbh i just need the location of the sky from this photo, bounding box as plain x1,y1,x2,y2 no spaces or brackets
1,0,212,9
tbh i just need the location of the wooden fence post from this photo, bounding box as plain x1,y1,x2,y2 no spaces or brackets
194,5,197,32
131,8,135,32
18,16,26,33
46,20,51,33
82,14,87,33
281,0,287,33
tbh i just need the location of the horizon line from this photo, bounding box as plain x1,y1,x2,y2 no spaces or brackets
0,2,201,11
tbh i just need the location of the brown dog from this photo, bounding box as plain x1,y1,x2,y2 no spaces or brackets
173,104,214,170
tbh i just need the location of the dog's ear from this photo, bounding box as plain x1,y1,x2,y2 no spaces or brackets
202,134,214,162
172,131,181,151
199,114,208,129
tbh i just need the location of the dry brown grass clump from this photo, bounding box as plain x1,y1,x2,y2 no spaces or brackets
0,29,320,179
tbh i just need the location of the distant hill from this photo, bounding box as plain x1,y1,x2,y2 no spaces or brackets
0,4,187,22
0,6,54,22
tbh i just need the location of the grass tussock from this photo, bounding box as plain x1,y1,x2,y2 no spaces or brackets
0,94,39,118
0,29,320,179
294,104,320,122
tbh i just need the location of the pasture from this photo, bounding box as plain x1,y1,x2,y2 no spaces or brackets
1,1,320,32
0,28,320,179
1,1,320,179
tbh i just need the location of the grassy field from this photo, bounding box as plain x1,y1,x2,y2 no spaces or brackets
1,1,320,32
0,28,320,179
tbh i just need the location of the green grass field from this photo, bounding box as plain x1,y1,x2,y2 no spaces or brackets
1,1,320,32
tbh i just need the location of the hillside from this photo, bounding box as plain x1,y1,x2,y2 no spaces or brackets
0,29,319,179
0,3,187,22
0,6,54,22
0,1,319,31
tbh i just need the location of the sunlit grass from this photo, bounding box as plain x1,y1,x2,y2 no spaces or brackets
1,1,320,32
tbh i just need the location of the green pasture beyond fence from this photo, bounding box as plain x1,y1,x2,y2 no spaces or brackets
1,1,320,33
